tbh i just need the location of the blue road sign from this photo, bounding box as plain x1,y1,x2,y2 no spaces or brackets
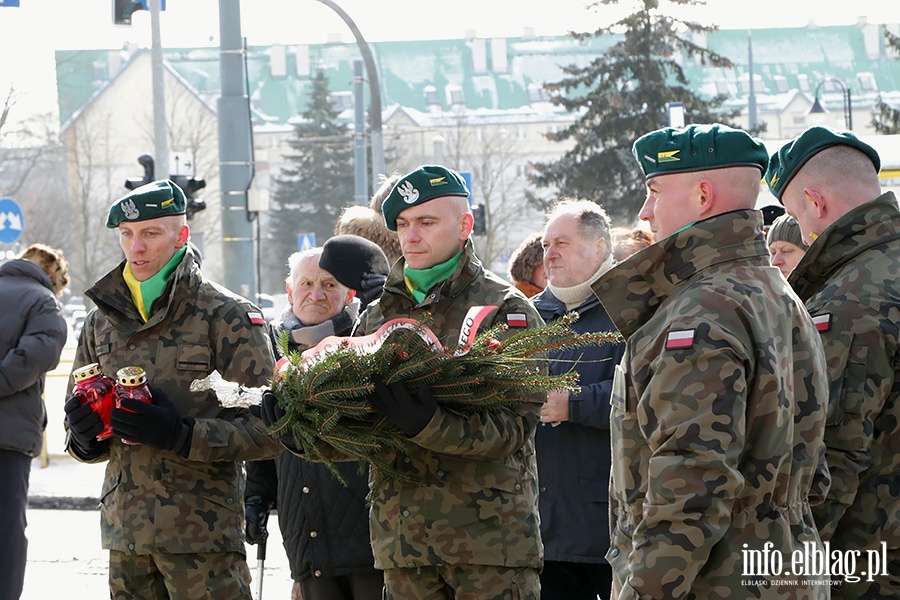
135,0,167,9
0,197,24,244
297,233,316,251
0,0,21,6
460,171,473,203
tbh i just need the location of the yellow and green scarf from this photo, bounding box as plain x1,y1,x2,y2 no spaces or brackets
123,246,186,322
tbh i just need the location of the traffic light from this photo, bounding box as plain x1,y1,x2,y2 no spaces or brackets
171,175,207,220
471,204,487,235
113,0,146,25
124,154,155,190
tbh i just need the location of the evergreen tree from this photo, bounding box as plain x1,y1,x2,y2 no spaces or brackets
872,28,900,135
265,69,354,288
528,0,740,224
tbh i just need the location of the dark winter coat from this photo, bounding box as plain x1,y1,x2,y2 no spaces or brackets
245,305,376,581
594,210,829,599
0,259,67,457
355,240,545,570
790,192,900,597
531,289,625,563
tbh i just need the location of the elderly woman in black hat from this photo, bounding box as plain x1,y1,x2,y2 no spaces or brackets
244,236,389,600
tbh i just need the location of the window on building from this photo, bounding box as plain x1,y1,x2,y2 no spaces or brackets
446,85,465,105
715,80,730,96
328,91,353,112
858,72,878,92
528,83,549,103
797,74,810,93
424,86,439,106
738,74,766,96
774,75,789,94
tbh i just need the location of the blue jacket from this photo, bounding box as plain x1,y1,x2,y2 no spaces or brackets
0,259,67,457
532,288,625,563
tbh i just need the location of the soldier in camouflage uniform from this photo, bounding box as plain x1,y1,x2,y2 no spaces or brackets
592,124,830,599
265,165,545,599
767,127,900,598
63,180,283,600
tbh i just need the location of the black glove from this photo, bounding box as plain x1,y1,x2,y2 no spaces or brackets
261,390,299,452
370,374,436,437
244,500,270,545
64,395,106,455
357,271,387,308
110,388,194,457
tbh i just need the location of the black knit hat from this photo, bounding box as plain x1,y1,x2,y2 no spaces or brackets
319,234,390,291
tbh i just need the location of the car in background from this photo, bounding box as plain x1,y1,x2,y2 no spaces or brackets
64,295,85,319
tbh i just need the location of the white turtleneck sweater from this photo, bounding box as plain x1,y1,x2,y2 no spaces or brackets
546,254,614,311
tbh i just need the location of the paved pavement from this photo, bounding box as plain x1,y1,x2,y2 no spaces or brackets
23,503,294,599
23,327,294,599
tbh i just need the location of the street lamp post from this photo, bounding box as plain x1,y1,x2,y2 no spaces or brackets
314,0,385,184
807,77,853,130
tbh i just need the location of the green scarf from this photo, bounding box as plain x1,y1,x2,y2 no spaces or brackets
123,246,186,322
403,251,462,303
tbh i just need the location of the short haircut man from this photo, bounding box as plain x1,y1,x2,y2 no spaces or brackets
593,124,829,598
767,127,900,597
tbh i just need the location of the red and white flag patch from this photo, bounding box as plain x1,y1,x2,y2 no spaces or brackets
812,313,831,333
506,313,528,328
665,329,695,350
248,311,266,326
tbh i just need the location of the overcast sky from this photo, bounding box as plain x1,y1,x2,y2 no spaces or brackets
1,0,897,127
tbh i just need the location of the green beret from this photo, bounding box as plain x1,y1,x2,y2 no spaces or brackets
633,123,768,180
106,179,187,228
382,165,470,231
765,126,881,202
766,213,808,249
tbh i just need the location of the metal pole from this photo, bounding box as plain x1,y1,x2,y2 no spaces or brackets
747,30,758,129
353,60,368,205
150,0,169,179
218,0,257,299
314,0,385,182
845,88,853,130
256,540,266,599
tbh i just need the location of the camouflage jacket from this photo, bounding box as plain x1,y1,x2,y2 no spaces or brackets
593,210,830,599
355,239,545,570
67,247,282,555
790,193,900,567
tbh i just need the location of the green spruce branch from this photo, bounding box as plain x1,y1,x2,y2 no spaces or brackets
269,311,622,486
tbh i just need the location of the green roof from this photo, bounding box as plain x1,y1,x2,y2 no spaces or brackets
56,22,900,128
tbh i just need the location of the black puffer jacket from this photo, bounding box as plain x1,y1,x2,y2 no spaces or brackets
0,259,67,457
245,305,375,581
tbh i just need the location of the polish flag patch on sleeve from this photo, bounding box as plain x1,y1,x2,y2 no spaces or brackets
506,313,528,328
812,313,831,332
665,329,695,350
248,311,266,326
